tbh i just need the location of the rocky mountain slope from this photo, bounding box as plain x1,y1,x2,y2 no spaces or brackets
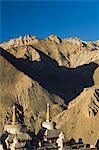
54,86,99,144
0,35,99,144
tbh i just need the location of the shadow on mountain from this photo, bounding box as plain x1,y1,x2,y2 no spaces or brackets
15,103,24,125
0,47,98,104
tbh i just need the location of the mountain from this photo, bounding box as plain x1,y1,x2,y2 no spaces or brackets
0,35,99,144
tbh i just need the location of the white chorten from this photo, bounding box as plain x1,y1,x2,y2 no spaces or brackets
4,105,21,134
42,103,54,130
56,132,65,150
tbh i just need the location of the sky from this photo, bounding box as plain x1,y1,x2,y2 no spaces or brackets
0,0,99,43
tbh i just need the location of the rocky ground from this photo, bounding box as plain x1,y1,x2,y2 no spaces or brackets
0,35,99,144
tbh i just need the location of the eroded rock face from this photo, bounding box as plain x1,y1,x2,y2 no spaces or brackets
0,35,99,144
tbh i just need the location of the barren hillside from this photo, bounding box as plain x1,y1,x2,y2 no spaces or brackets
0,35,99,144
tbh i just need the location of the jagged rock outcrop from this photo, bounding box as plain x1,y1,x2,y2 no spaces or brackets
0,35,39,49
48,34,62,44
0,35,99,144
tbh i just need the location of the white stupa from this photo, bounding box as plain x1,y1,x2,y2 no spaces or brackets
4,105,21,134
56,132,65,150
42,103,54,130
4,105,31,149
41,103,60,143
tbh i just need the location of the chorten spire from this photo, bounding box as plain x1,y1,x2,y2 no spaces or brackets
46,103,50,122
12,105,16,125
42,103,54,130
